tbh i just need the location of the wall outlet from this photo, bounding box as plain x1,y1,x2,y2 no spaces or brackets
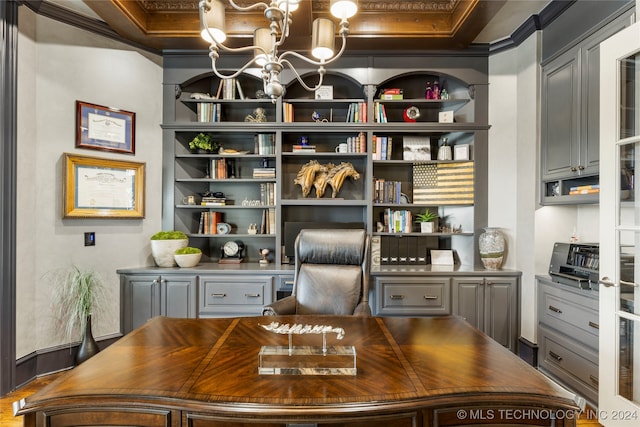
84,232,95,246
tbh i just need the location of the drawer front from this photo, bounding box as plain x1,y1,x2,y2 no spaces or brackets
199,275,273,316
375,277,450,316
538,281,599,349
538,324,598,404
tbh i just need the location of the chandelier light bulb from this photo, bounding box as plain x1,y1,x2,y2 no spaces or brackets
311,18,336,60
330,0,358,19
200,0,226,43
277,0,300,12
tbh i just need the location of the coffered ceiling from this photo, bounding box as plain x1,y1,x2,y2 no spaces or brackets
44,0,554,52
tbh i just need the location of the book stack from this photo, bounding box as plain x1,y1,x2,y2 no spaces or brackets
372,135,393,160
210,158,234,179
256,133,275,155
253,167,276,179
197,103,222,122
383,208,413,233
346,102,367,122
373,179,402,203
379,88,403,100
292,144,316,153
373,102,388,123
569,184,599,195
201,196,226,206
345,132,367,153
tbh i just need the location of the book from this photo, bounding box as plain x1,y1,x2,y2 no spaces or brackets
380,94,404,100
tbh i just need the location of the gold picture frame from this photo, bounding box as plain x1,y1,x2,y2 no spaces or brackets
63,153,145,218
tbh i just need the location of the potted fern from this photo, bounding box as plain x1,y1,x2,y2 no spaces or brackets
150,230,188,267
415,208,438,233
50,265,106,365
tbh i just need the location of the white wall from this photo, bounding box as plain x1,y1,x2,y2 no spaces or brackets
16,8,163,358
488,34,600,343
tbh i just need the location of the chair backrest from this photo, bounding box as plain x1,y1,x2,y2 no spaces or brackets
292,229,370,315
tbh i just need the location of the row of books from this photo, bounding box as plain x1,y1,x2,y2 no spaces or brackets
217,78,245,100
345,132,367,153
260,183,276,205
197,102,222,122
282,102,295,123
382,208,413,234
373,179,402,204
569,184,599,195
346,102,367,123
255,133,275,155
374,102,389,123
378,235,437,265
210,159,235,179
260,208,276,235
372,135,393,160
198,211,222,234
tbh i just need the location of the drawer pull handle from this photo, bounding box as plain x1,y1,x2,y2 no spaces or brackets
590,375,599,385
211,293,227,298
245,293,261,298
424,295,438,300
390,295,405,300
548,305,562,314
588,321,599,329
549,351,563,362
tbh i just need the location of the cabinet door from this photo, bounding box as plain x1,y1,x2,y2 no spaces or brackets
451,277,484,329
161,275,197,319
121,274,161,334
541,49,580,180
483,277,519,352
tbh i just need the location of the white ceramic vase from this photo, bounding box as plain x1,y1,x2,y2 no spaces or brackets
150,239,188,267
478,227,505,270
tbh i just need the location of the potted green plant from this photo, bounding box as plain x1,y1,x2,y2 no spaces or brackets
50,265,107,365
188,133,219,153
174,246,202,268
150,230,188,267
414,208,438,233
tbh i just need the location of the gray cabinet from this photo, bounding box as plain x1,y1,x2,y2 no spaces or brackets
452,276,519,352
541,10,632,204
198,275,274,317
537,277,599,405
120,274,197,334
374,276,451,316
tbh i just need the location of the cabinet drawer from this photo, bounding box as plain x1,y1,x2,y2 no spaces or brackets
199,275,273,316
375,277,450,316
538,281,599,349
538,324,598,404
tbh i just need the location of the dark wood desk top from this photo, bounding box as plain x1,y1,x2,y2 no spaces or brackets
17,316,580,427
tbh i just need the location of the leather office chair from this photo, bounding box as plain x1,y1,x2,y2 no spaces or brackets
263,229,371,316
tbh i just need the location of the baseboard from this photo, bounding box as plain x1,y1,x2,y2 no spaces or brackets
518,336,538,367
15,333,121,388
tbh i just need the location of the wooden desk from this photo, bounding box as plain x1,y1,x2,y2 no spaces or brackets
15,316,580,427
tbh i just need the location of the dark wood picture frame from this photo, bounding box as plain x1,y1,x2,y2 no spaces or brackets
76,101,135,154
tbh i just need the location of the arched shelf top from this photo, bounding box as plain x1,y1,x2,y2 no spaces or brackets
375,71,470,100
283,71,366,100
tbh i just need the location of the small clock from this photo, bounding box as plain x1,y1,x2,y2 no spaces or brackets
219,240,245,263
216,222,231,235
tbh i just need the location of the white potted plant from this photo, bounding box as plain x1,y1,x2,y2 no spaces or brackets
50,265,106,365
174,246,202,268
150,231,188,267
414,208,438,233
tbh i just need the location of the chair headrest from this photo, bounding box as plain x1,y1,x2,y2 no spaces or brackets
296,229,367,265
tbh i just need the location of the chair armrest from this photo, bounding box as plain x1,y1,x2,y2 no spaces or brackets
262,296,297,315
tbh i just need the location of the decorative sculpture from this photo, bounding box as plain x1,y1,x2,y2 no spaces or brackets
260,322,345,340
327,162,360,198
312,163,334,198
293,160,326,197
295,161,360,198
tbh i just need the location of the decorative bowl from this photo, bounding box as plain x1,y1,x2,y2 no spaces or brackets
174,252,202,268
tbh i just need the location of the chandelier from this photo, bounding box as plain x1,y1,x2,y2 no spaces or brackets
198,0,358,102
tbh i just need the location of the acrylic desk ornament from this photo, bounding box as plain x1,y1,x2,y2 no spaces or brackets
258,322,356,375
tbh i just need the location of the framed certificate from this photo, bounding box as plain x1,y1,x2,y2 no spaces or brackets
63,153,145,218
76,101,135,154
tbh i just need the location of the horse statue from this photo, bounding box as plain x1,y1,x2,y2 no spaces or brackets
327,162,360,198
294,160,326,197
312,163,335,198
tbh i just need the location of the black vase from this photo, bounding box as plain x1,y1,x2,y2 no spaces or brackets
75,315,99,365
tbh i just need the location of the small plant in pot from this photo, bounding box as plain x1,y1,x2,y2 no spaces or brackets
150,230,188,267
49,265,107,365
188,133,220,154
415,208,438,233
174,247,202,268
